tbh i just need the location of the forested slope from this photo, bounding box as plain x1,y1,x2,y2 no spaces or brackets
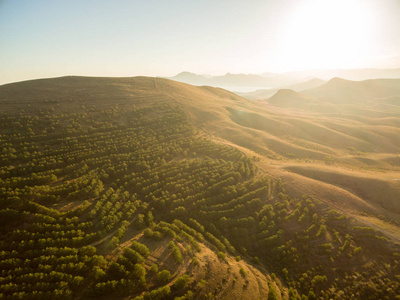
0,76,399,299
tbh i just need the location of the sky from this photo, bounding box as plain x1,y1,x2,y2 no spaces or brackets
1,0,400,84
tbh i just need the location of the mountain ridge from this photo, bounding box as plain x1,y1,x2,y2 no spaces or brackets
168,68,400,92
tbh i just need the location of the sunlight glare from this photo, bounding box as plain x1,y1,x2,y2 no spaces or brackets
275,0,375,71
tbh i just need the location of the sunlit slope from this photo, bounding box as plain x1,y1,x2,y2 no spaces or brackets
255,78,400,157
0,75,289,158
227,102,400,155
106,227,281,300
285,165,400,213
240,78,400,236
4,77,399,196
0,75,243,101
2,76,399,229
157,77,400,235
159,77,400,234
2,75,399,167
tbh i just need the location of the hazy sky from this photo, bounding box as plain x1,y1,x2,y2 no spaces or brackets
1,0,400,84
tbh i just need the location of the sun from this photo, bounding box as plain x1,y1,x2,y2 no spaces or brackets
274,0,375,71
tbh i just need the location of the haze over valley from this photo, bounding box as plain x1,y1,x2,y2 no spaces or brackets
169,68,400,93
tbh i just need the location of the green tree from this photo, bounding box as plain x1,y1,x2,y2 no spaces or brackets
157,270,171,284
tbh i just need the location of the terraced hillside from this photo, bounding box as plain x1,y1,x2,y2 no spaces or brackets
0,76,399,299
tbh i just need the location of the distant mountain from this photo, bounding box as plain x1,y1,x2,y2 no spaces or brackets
304,77,400,103
262,77,400,112
283,68,400,82
169,72,299,90
212,73,274,87
267,89,319,108
170,68,400,93
238,78,325,100
170,72,274,87
278,78,326,92
170,71,209,85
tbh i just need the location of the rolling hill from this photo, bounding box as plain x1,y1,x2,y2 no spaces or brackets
1,76,400,299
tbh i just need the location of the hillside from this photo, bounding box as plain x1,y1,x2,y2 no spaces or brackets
1,76,400,299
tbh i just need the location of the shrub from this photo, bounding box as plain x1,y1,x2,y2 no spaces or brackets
217,252,226,260
157,270,171,284
239,267,246,278
173,275,190,290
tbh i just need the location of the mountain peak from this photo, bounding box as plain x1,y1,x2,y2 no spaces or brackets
173,71,200,77
275,88,299,96
326,77,353,85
